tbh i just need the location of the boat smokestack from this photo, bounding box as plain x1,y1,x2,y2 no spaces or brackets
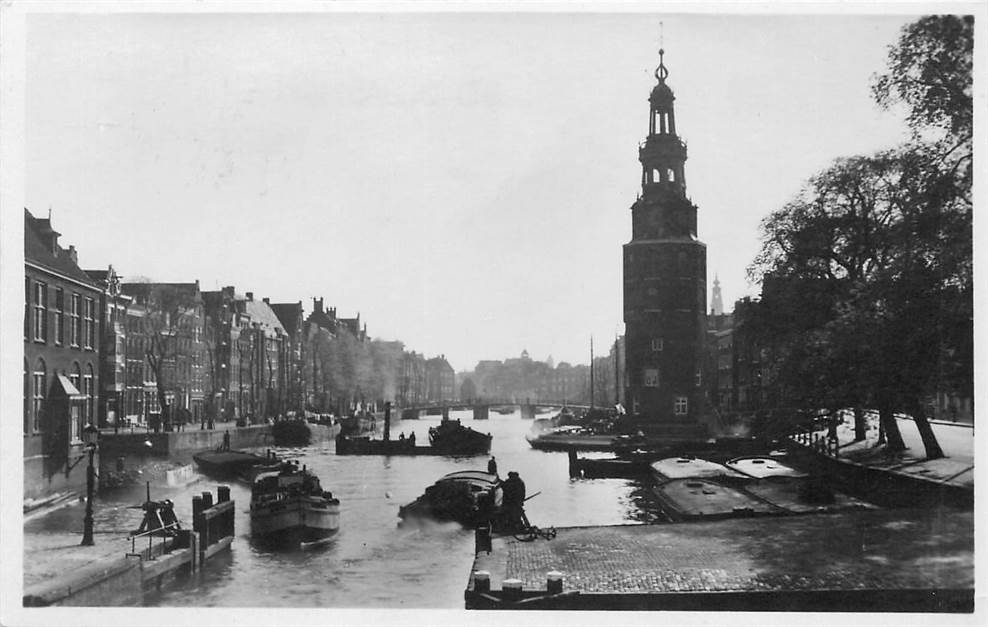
384,402,391,441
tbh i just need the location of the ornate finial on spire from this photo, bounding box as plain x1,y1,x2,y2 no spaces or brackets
655,23,669,83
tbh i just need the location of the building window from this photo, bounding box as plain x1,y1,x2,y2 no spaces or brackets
651,338,663,352
24,277,30,339
695,369,702,387
70,294,81,346
24,360,30,434
644,368,659,388
32,359,46,433
54,288,64,345
84,364,95,427
674,396,688,415
84,298,95,349
33,281,47,342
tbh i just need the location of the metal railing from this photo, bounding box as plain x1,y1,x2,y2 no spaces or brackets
126,522,182,560
789,425,839,458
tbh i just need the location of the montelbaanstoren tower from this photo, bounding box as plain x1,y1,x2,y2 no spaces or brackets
623,47,707,421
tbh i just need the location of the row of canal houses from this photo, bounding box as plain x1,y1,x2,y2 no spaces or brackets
23,209,453,499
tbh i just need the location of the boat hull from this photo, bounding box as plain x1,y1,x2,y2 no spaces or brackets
335,435,489,456
250,497,340,544
193,450,280,481
526,433,618,452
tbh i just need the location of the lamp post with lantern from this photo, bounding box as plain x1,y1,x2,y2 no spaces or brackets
80,423,99,546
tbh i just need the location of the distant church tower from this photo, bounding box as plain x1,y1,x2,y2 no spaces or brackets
711,275,724,316
623,47,707,420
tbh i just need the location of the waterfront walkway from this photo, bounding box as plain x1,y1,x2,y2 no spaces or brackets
811,413,974,491
468,508,973,611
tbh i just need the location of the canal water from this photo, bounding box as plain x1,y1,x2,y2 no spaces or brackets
36,410,660,608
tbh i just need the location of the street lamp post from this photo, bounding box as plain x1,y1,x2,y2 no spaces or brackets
80,423,99,546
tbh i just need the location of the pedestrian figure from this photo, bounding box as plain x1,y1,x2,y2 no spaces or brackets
222,430,231,452
487,456,498,476
501,471,528,531
408,431,416,446
399,432,405,441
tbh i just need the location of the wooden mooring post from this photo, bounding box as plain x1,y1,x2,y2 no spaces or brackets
193,486,236,566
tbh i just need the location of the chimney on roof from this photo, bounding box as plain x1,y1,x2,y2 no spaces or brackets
246,292,254,301
313,297,323,314
262,297,270,304
67,245,78,265
330,307,336,318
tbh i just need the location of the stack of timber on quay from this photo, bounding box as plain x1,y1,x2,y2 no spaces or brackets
23,486,236,607
465,509,974,611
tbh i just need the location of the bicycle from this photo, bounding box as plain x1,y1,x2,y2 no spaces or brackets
511,523,557,542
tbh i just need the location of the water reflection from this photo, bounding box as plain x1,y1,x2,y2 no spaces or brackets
84,410,654,608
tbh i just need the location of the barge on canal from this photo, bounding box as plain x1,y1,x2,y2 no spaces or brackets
193,448,281,482
337,418,492,456
249,461,340,547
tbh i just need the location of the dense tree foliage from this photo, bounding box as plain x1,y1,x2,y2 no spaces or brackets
747,15,973,457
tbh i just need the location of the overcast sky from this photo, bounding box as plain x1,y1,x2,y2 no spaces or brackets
21,7,922,370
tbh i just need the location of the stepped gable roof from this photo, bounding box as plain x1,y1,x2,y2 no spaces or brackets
24,209,98,287
270,302,303,336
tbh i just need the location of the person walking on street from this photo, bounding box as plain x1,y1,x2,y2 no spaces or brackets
487,456,498,477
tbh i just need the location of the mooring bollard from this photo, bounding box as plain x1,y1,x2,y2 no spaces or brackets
502,578,523,602
475,523,492,554
473,570,491,594
546,571,563,595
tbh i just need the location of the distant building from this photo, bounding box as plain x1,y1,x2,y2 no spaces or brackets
83,265,131,430
121,280,207,429
623,48,707,421
425,355,455,402
24,209,102,499
270,300,306,415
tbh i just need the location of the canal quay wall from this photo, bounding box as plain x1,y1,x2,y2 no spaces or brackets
465,509,974,612
97,422,340,487
784,440,973,509
23,487,235,607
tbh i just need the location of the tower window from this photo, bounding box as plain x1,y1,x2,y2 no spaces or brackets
644,368,659,387
674,396,688,415
695,369,702,387
651,338,663,352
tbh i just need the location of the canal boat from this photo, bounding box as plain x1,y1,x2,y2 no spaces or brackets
723,456,874,515
649,457,752,484
652,478,783,521
428,419,493,455
525,426,620,452
249,461,340,546
567,448,651,479
339,412,376,436
398,470,505,529
193,448,281,482
725,456,808,479
492,406,515,415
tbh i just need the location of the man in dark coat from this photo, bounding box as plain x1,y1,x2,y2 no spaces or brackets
487,456,498,476
500,471,527,530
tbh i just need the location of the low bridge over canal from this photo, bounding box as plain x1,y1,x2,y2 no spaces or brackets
400,399,592,421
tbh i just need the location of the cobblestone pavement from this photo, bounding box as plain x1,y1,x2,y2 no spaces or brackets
471,508,973,595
